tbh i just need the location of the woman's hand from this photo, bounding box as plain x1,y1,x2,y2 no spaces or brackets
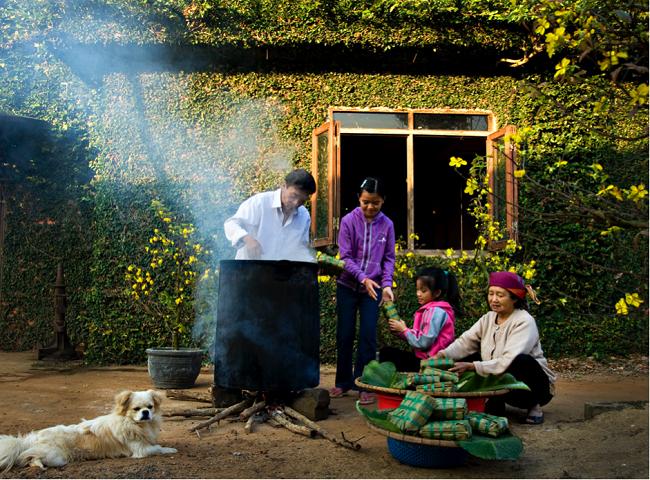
381,286,394,303
361,277,381,300
449,362,475,374
388,318,407,334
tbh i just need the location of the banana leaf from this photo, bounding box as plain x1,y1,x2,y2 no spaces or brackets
356,402,523,461
457,434,523,460
355,402,402,434
360,360,398,388
455,372,530,393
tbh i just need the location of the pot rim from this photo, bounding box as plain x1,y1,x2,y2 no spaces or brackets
146,347,204,355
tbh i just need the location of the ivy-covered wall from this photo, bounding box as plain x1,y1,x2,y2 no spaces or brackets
0,0,646,363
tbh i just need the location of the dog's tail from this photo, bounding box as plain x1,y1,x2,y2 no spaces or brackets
0,435,29,472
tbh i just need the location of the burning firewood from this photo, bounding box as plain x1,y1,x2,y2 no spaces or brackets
244,414,257,434
164,407,223,418
189,399,252,433
270,409,317,438
239,400,266,420
284,406,362,450
166,389,213,404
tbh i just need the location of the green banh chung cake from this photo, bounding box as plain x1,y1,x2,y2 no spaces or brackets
316,252,345,274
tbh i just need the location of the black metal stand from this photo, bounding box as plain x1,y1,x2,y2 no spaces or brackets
38,263,78,360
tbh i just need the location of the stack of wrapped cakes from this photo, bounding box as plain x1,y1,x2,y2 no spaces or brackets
386,359,509,441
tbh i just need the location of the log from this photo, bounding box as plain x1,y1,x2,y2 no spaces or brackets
270,410,317,438
239,400,266,420
165,408,223,418
189,399,251,432
166,389,213,404
284,406,362,450
244,414,256,434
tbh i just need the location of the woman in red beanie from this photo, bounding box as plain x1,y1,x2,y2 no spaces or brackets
435,271,555,424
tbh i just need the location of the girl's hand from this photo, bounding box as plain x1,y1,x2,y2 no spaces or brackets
449,362,475,374
388,318,407,333
361,278,381,300
381,286,394,303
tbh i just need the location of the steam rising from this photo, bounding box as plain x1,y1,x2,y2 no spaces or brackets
1,1,300,356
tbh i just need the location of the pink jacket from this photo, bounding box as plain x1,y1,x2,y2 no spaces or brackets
400,301,456,360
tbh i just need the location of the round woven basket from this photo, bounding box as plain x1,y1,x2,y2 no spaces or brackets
367,423,468,468
354,378,509,398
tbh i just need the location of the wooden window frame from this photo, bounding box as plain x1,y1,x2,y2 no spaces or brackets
311,107,517,253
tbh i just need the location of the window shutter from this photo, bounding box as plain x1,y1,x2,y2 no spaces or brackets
310,121,340,247
486,125,518,250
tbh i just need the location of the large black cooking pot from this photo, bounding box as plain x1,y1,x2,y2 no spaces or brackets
214,260,320,392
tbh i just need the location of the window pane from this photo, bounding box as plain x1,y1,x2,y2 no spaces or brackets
414,114,488,131
315,131,330,240
333,112,408,129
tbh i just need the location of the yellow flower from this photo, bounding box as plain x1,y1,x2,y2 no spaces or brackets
615,298,628,315
514,169,526,178
465,178,479,195
630,83,648,106
600,226,621,236
628,184,648,202
553,58,571,79
445,248,454,257
625,293,643,308
449,157,467,168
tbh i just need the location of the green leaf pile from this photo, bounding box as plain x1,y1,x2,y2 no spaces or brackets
360,360,398,388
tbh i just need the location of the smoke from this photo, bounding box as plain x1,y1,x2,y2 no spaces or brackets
1,1,299,355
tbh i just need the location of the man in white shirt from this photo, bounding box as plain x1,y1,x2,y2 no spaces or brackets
224,169,317,262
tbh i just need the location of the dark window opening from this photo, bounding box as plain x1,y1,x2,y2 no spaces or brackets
339,134,408,242
413,136,483,250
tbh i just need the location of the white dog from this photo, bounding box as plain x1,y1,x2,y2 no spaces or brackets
0,389,177,471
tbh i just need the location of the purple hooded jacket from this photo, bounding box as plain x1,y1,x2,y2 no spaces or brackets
337,207,396,292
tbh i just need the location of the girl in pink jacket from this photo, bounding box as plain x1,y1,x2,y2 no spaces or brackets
380,267,461,372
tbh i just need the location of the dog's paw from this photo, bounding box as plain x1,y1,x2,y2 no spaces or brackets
161,447,177,455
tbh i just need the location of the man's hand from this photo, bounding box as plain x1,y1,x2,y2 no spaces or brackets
449,362,475,374
243,235,263,259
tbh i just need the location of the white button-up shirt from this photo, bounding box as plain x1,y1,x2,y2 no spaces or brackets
223,189,315,262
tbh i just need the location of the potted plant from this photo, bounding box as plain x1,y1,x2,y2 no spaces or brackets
125,199,211,389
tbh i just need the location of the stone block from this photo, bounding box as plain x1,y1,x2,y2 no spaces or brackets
289,388,330,421
584,401,648,420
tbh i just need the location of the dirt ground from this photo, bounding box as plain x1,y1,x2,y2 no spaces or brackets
0,351,647,479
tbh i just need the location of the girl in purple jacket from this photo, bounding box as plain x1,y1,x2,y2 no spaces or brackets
330,177,396,405
380,267,460,372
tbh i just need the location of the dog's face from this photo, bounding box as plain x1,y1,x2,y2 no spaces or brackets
114,389,163,422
